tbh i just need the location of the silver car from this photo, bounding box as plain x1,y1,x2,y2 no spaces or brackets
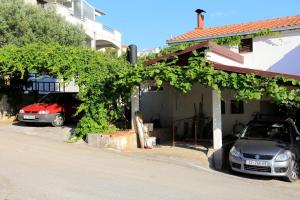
229,119,300,182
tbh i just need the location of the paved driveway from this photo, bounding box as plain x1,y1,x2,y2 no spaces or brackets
0,123,299,200
8,122,75,141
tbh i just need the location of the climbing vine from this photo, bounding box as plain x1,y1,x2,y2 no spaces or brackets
145,28,280,60
130,52,300,108
212,28,280,47
1,40,300,138
0,0,292,138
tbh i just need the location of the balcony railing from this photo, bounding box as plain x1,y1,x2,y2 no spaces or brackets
23,81,65,93
103,25,114,34
45,1,121,49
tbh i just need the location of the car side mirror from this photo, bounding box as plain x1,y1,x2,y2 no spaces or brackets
296,136,300,141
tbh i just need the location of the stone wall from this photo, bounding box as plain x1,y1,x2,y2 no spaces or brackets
87,131,138,151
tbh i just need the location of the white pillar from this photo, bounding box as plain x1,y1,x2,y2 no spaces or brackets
212,89,222,149
117,48,122,57
91,32,96,50
131,87,140,132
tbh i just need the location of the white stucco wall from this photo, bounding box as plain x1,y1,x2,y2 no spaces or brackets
171,84,212,120
140,82,213,137
140,82,174,128
221,90,261,135
229,30,300,75
140,83,213,126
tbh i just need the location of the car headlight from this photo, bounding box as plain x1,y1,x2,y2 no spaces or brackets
38,110,49,115
275,151,291,162
230,146,242,158
19,109,25,114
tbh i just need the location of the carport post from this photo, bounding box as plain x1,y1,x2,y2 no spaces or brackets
128,45,139,132
131,87,140,132
212,89,222,150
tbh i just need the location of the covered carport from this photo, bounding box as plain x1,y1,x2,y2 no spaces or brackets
130,41,300,168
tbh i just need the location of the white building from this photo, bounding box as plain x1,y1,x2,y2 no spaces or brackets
25,0,122,54
133,12,300,165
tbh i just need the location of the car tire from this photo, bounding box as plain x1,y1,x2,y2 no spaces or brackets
285,160,299,182
51,114,65,127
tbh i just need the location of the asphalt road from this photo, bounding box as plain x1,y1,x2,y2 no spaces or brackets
0,123,299,200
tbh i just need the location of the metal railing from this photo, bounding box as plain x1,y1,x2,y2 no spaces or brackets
23,81,65,93
73,0,95,21
103,25,115,34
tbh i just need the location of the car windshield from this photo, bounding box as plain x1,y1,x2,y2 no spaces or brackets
38,93,65,104
240,122,291,143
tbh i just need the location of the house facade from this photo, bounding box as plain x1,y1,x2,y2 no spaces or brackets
168,12,300,75
133,12,300,164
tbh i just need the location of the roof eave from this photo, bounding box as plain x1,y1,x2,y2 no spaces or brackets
95,9,106,16
144,41,244,66
212,62,300,81
167,25,300,45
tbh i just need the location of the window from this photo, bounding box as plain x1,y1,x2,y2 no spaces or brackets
231,100,244,114
239,38,253,53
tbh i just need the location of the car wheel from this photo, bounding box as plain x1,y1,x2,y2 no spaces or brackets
51,114,65,127
285,160,299,182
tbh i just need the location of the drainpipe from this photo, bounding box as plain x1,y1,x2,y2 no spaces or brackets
128,45,140,133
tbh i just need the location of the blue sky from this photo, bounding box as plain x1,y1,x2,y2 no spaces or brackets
88,0,300,51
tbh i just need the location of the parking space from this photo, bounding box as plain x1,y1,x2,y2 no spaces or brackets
0,122,76,142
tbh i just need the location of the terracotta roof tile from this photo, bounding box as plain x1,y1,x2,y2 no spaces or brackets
169,14,300,43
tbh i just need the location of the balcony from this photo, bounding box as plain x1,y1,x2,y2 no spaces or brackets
44,0,122,50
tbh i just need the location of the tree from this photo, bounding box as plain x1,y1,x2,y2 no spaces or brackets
0,0,86,47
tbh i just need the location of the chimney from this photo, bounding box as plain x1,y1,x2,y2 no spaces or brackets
195,9,206,30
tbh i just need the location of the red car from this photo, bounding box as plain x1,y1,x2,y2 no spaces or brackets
17,92,80,126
